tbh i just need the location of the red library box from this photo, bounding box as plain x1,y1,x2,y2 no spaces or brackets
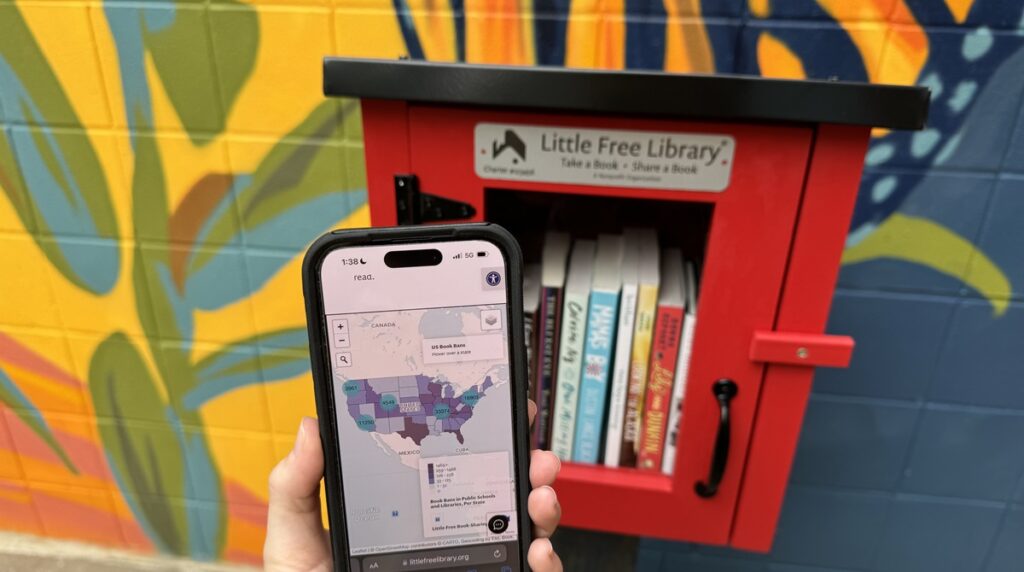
323,59,929,552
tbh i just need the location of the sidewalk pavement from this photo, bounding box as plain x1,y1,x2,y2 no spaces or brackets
0,531,257,572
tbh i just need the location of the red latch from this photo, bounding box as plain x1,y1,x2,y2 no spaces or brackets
750,331,854,368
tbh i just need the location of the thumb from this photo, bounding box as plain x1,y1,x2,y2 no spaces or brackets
264,417,331,569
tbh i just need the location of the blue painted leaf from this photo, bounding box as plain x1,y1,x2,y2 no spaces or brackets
0,367,76,473
173,408,226,560
182,101,367,311
0,7,119,294
185,328,310,410
392,0,425,60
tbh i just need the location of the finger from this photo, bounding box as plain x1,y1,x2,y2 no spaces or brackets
527,537,563,572
264,417,331,567
530,449,560,488
268,417,323,513
528,399,537,428
528,485,561,538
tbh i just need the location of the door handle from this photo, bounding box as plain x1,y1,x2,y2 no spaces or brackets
695,379,738,498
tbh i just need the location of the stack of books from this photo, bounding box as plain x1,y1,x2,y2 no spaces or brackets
523,230,700,475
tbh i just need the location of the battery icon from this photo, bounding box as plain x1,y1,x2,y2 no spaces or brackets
477,251,488,257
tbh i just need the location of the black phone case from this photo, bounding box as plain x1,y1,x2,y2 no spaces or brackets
301,223,533,572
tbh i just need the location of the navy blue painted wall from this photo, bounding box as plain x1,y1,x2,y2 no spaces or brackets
634,2,1024,571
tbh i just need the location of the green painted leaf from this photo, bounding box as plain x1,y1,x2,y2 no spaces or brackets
125,116,195,402
0,6,119,294
142,1,257,141
88,333,190,555
0,367,76,473
182,101,366,310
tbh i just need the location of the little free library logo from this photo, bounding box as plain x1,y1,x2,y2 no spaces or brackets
539,131,728,168
474,123,735,192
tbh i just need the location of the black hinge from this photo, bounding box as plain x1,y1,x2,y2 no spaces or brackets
394,174,476,225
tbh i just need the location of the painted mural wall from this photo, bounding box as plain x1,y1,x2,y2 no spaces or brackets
0,0,1019,568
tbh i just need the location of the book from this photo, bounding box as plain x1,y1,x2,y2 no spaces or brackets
550,239,596,460
532,232,570,450
602,229,642,467
523,263,542,404
637,249,686,471
662,259,698,476
573,234,623,463
618,230,660,466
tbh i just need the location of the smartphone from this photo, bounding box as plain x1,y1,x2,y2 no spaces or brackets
302,223,532,572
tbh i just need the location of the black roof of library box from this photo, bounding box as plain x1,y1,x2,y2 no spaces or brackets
323,58,930,130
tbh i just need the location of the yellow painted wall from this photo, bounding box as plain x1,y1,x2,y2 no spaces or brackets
0,0,1016,565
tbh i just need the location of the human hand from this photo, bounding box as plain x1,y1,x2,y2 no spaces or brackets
264,400,564,571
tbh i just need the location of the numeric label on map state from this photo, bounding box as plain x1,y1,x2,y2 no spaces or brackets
419,451,516,539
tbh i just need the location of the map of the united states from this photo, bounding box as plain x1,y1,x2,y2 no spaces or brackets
342,374,494,445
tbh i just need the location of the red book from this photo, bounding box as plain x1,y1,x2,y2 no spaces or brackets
637,249,685,471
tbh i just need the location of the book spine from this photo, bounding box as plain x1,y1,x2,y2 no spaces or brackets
619,284,659,466
525,310,536,392
532,287,562,450
661,312,696,476
603,283,638,467
637,306,684,471
550,292,589,460
572,290,620,463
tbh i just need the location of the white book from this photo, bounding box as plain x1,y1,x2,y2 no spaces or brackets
602,230,642,466
541,232,571,289
550,239,596,460
662,259,698,476
524,263,542,315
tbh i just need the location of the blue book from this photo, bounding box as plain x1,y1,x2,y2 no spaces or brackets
572,234,623,463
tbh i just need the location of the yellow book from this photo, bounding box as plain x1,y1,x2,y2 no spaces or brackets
618,230,659,466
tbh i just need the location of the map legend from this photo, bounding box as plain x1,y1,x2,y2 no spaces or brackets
419,452,515,539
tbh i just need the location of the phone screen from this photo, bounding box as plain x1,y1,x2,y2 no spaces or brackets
319,239,522,571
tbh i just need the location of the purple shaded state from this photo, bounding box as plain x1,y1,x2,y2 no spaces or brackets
398,421,429,444
348,392,367,405
345,374,496,445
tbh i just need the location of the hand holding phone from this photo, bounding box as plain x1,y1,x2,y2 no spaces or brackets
263,409,563,572
281,223,560,572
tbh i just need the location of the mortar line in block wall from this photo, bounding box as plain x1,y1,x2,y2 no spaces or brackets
0,121,363,146
864,290,962,571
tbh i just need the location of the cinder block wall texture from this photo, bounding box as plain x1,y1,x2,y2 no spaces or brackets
0,1,1020,570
